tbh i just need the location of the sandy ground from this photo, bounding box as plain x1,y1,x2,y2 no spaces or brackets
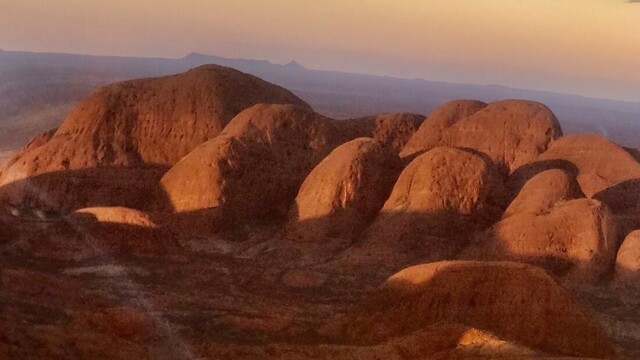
1,222,639,359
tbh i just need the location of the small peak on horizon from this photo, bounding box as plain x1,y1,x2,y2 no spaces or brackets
284,60,306,70
184,52,211,59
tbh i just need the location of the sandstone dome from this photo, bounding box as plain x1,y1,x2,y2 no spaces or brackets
161,104,340,234
335,113,425,152
400,99,562,173
539,133,640,213
337,146,507,270
286,138,402,243
400,99,487,159
462,198,618,283
320,260,614,358
502,168,583,218
0,65,309,212
614,230,640,290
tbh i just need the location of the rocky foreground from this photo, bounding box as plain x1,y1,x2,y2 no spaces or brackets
0,65,639,359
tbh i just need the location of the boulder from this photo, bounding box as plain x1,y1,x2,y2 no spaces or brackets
462,199,618,282
320,260,614,358
614,230,640,289
539,134,640,213
336,113,425,152
400,99,562,173
400,99,487,159
503,168,583,218
161,104,340,234
337,147,507,270
286,138,402,243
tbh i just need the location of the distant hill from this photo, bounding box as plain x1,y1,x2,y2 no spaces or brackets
0,49,638,151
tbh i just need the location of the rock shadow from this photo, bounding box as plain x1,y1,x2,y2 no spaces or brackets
0,165,172,214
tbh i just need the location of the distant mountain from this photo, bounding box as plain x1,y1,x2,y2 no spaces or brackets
0,49,638,151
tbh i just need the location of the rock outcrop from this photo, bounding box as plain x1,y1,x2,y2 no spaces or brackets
320,261,614,358
539,134,640,213
286,138,402,243
338,147,507,269
614,230,640,289
161,104,340,234
502,169,583,218
335,113,425,152
14,207,167,261
400,99,487,159
462,199,618,282
400,100,562,173
0,65,309,212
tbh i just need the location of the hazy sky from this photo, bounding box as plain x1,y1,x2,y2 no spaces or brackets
1,0,639,101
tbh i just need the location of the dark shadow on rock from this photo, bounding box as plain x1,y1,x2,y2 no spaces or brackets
317,209,501,278
9,212,176,261
624,147,640,163
593,178,640,214
0,165,172,214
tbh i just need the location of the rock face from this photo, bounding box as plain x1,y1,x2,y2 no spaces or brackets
339,147,507,269
614,230,640,289
15,207,167,261
161,104,340,234
335,113,425,152
0,65,309,212
286,138,402,243
503,169,583,218
539,134,640,213
400,100,487,159
462,199,618,282
400,99,562,173
320,261,614,358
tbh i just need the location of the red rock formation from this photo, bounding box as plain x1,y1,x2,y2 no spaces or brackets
400,99,487,159
286,138,401,243
539,134,640,213
0,65,309,211
340,147,506,270
161,104,340,234
320,260,614,358
400,99,562,173
462,199,618,282
503,168,583,218
614,230,640,290
335,113,425,152
15,206,168,261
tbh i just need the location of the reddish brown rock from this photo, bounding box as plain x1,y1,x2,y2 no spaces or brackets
320,260,614,358
15,206,168,261
0,65,309,212
85,307,159,342
0,216,16,244
281,269,328,289
614,230,640,289
539,134,640,213
161,104,340,234
400,99,487,159
335,113,425,152
503,168,583,218
339,147,506,270
286,138,401,243
400,99,562,173
462,199,618,282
